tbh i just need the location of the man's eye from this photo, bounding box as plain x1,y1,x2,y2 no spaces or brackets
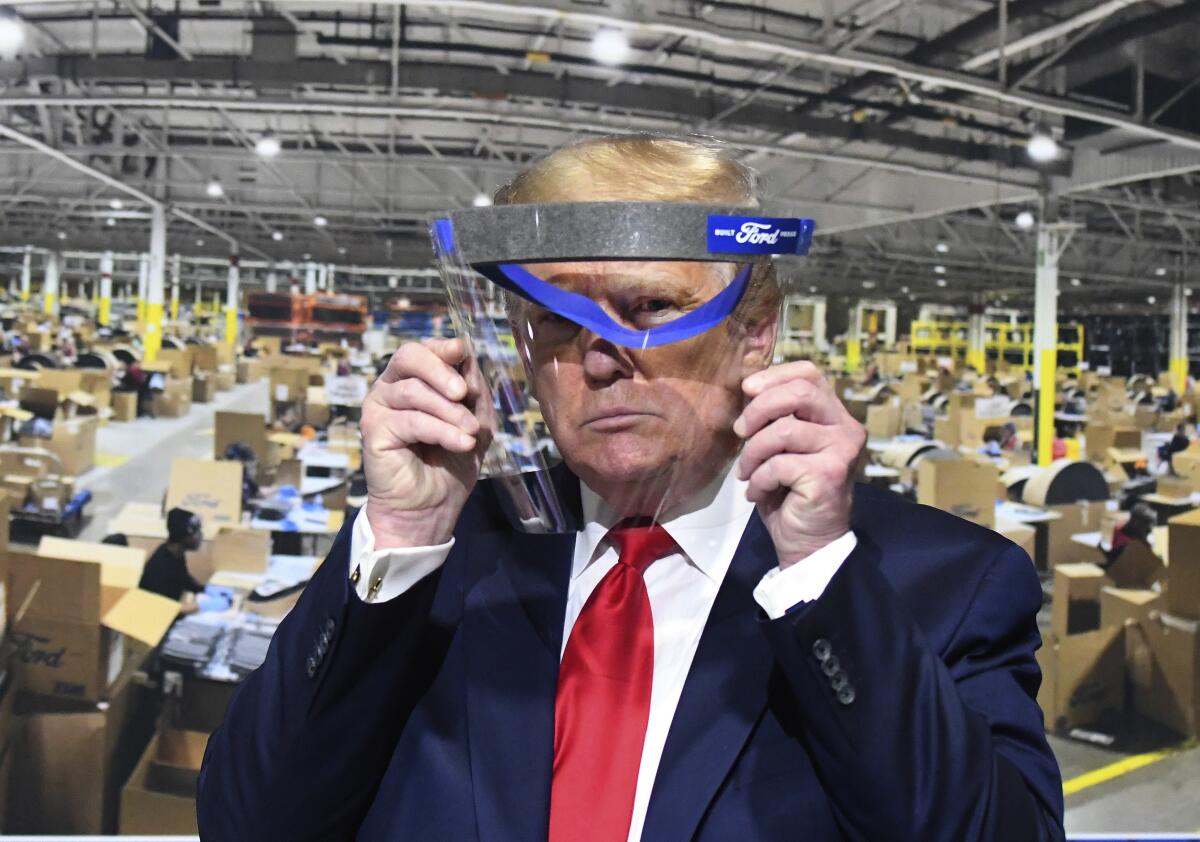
640,299,673,313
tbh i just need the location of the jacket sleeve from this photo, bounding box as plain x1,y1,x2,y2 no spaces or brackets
196,511,462,841
760,540,1065,842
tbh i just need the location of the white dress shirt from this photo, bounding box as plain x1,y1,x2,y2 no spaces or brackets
348,465,857,842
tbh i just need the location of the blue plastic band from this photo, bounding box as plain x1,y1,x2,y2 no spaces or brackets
478,262,752,349
433,217,455,254
707,215,815,255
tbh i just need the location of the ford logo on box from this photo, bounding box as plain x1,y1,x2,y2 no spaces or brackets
707,215,814,256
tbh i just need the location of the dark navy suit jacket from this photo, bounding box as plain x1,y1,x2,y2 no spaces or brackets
197,478,1065,841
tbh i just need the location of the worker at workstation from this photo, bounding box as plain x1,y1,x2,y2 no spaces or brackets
1160,422,1191,476
139,507,205,613
1105,503,1165,589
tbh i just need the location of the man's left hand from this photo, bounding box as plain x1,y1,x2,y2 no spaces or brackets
733,361,866,569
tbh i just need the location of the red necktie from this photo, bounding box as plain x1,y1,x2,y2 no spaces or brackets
548,521,678,842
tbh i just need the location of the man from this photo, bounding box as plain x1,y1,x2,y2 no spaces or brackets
198,136,1064,841
139,507,204,612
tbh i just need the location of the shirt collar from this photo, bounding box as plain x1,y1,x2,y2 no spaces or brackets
577,460,754,584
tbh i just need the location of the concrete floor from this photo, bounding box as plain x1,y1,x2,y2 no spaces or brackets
26,386,1200,835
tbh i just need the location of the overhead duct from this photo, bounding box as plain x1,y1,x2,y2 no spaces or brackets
252,17,299,64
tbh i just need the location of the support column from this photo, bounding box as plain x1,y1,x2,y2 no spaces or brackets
144,205,167,363
317,263,327,291
170,253,181,321
225,249,240,347
304,261,317,295
1034,221,1076,467
846,304,862,373
99,251,113,327
20,246,32,302
265,270,278,293
1170,282,1188,395
326,263,335,293
966,300,986,373
43,251,60,316
883,304,897,348
136,252,149,324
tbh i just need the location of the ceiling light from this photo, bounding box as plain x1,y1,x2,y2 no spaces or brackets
312,215,328,227
205,177,224,198
862,280,875,289
106,217,116,226
109,198,124,210
1187,289,1194,297
900,285,909,294
272,231,284,241
196,238,205,247
1147,295,1157,304
808,286,818,293
1026,130,1059,163
935,242,949,253
934,265,946,274
472,192,493,207
936,278,947,287
1155,267,1167,276
254,132,281,158
303,252,311,260
337,247,347,256
1015,210,1035,229
591,28,630,65
56,231,67,240
1070,277,1081,286
0,17,26,57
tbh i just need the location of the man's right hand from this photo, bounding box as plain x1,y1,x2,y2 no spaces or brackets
360,338,493,549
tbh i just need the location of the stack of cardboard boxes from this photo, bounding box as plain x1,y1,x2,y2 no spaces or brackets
5,538,178,833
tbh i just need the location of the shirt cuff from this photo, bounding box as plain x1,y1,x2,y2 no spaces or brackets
752,532,858,620
348,510,454,603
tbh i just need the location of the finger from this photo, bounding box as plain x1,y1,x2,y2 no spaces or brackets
379,409,476,453
377,340,468,400
742,360,829,399
744,452,842,504
737,417,828,481
372,377,480,435
734,378,843,438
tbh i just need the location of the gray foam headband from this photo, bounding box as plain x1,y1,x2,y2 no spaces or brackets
445,202,815,264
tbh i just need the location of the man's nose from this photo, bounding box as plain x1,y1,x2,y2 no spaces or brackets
580,332,634,383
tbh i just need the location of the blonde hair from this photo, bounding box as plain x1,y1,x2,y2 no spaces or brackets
494,134,781,325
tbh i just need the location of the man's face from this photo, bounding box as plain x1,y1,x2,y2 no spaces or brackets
515,260,776,506
185,518,203,551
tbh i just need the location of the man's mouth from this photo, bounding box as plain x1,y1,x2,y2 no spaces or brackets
583,406,657,430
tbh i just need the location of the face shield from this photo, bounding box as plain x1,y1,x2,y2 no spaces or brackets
430,202,815,533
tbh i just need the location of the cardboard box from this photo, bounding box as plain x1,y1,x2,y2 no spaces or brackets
1134,613,1200,738
192,373,217,403
1106,539,1166,590
6,668,151,834
1043,500,1108,568
933,415,958,447
191,343,220,372
1157,474,1195,498
304,386,332,428
916,458,998,527
269,366,311,404
157,347,193,379
216,367,236,391
1100,587,1163,630
1051,563,1110,639
152,377,192,418
111,390,138,422
18,414,99,476
1036,624,1125,733
211,527,271,575
237,357,264,383
8,543,176,702
2,472,33,507
119,730,202,835
1167,508,1200,620
165,458,243,529
865,400,902,439
30,475,68,513
1174,450,1200,488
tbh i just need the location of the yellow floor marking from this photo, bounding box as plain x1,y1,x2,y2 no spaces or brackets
1063,741,1196,797
94,452,129,468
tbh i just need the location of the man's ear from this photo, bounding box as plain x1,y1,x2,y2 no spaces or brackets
741,313,778,373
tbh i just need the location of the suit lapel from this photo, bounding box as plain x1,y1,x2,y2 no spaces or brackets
640,512,778,841
464,525,573,842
